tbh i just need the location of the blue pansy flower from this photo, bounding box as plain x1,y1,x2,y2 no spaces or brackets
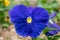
46,20,60,36
9,5,49,38
45,30,58,36
45,12,60,36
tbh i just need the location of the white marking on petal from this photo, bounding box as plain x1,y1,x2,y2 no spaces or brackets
49,20,54,24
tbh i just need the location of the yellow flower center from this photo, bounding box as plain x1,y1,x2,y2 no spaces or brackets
27,17,32,23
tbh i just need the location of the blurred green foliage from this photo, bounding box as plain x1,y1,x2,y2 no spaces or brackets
53,35,60,40
0,0,10,28
20,0,30,6
56,12,60,20
37,0,58,12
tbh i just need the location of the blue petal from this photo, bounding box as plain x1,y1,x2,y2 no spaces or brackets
50,12,57,18
46,21,60,36
15,22,34,37
29,22,46,38
30,32,40,38
45,30,58,36
31,7,49,24
14,21,46,38
47,21,60,31
26,22,40,38
9,5,29,23
14,22,28,37
27,6,34,14
33,22,46,32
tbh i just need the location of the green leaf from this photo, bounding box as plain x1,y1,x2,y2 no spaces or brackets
37,0,44,7
47,36,53,40
37,37,45,40
0,7,5,11
53,35,60,40
37,2,44,8
2,23,9,28
37,0,58,11
41,0,47,4
20,0,30,6
56,12,60,20
43,27,56,34
0,2,5,11
32,37,45,40
24,0,30,6
0,1,4,8
32,38,37,40
46,35,60,40
0,11,5,24
48,9,54,13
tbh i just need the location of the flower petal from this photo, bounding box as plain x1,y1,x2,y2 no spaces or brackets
30,32,40,38
50,12,57,18
32,21,46,32
29,21,46,38
14,22,28,37
30,22,46,38
45,30,58,36
9,5,29,23
46,20,60,36
31,7,49,24
27,6,34,14
48,20,60,31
